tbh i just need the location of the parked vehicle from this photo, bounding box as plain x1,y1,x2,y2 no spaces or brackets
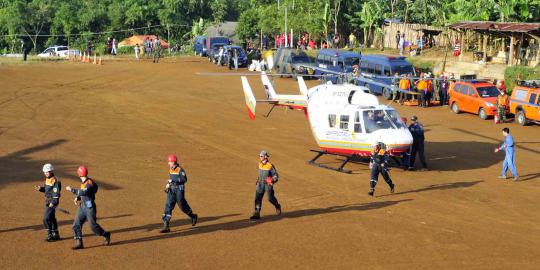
221,45,249,67
508,80,540,125
313,49,361,84
206,36,230,61
193,35,206,56
272,48,313,80
38,46,80,58
355,55,415,99
448,80,499,120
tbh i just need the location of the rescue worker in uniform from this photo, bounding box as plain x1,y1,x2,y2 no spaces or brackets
495,128,519,181
369,143,395,196
496,90,508,123
66,166,111,250
160,154,198,233
250,150,281,220
408,116,428,171
34,163,61,241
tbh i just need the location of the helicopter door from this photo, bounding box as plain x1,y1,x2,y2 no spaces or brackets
353,111,364,134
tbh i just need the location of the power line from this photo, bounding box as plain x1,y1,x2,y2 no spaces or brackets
0,23,191,38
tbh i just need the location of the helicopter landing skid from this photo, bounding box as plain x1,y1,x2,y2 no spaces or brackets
308,150,352,174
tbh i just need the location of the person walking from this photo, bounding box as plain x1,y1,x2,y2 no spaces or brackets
250,150,281,220
439,75,449,106
391,73,400,103
135,43,140,60
496,90,509,123
34,163,61,242
408,116,428,171
495,128,519,181
160,154,198,233
66,166,111,250
111,38,117,55
368,143,395,196
398,34,405,55
153,36,162,63
416,74,428,108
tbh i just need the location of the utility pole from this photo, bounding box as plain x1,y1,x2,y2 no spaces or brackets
285,6,288,47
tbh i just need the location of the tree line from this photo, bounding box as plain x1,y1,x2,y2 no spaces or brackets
0,0,538,53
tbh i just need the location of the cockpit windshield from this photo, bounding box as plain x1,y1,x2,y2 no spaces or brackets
363,109,406,133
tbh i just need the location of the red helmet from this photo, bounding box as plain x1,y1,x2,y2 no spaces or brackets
77,166,88,177
167,154,177,163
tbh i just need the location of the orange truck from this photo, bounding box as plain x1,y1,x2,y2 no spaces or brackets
508,80,540,125
448,80,500,120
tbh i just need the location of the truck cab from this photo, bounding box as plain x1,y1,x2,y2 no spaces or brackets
509,80,540,125
193,35,206,56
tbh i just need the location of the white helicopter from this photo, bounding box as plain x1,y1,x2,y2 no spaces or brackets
241,72,413,173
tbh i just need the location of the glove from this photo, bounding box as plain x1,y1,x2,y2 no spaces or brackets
266,176,273,186
494,148,499,153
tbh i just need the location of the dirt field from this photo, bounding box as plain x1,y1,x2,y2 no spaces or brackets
1,56,539,269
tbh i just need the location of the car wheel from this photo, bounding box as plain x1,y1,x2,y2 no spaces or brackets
479,108,487,120
516,110,528,126
383,88,392,100
452,102,460,114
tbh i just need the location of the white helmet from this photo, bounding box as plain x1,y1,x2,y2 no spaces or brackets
42,163,54,172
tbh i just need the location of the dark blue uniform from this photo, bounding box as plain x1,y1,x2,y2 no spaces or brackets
70,178,110,243
162,164,197,231
38,176,61,240
408,122,427,169
369,148,394,196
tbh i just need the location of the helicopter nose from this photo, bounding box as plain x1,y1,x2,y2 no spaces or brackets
372,129,413,153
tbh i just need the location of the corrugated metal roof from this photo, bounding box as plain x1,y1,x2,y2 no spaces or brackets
449,21,540,33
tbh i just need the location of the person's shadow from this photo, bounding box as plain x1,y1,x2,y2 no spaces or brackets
107,199,412,247
377,180,483,198
0,214,133,234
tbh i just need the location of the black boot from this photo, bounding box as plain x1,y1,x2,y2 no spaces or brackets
103,232,111,246
160,222,170,233
389,183,395,193
72,238,84,250
51,231,60,241
250,210,260,220
368,189,375,196
275,205,282,216
45,231,53,242
189,213,198,226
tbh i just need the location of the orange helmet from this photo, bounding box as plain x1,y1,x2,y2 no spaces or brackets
77,166,88,177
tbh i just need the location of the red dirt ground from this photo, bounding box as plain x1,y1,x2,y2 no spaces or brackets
0,57,539,269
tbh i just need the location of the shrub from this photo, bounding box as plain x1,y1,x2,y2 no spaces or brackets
504,65,540,92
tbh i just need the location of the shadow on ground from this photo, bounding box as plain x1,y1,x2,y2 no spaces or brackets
0,139,121,190
0,214,132,234
108,199,412,247
377,180,483,198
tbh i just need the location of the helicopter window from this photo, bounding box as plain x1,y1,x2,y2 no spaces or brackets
328,114,336,128
363,110,404,133
354,111,363,133
340,115,349,130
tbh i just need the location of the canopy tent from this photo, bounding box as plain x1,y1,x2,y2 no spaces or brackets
118,35,169,49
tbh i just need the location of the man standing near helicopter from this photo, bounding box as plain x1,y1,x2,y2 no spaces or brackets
369,142,395,196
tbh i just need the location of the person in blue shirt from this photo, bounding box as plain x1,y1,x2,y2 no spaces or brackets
495,128,519,181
